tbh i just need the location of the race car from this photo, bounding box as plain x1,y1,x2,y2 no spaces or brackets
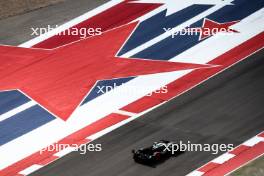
132,140,183,165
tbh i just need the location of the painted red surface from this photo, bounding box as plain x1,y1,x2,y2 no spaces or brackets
199,162,220,173
0,22,209,121
33,1,161,49
230,145,250,155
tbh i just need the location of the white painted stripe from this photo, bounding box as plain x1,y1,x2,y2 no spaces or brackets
186,171,204,176
54,147,77,157
122,0,234,58
243,136,264,147
211,153,235,164
0,101,36,122
19,164,43,175
19,0,124,48
114,109,137,117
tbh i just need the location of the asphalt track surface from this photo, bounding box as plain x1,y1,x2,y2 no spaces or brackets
0,1,263,176
29,48,264,176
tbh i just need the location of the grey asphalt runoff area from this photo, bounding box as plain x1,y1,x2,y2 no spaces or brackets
0,1,263,176
0,0,109,45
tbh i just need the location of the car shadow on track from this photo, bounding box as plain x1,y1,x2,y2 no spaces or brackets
133,151,185,168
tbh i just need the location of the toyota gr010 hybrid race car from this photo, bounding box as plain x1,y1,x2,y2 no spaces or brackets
132,140,183,165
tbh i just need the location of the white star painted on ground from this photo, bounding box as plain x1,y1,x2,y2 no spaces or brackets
131,0,234,16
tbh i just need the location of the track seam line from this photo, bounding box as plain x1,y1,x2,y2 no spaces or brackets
114,109,137,117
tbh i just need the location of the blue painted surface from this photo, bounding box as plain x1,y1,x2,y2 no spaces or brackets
118,5,211,56
0,90,30,116
0,105,55,145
